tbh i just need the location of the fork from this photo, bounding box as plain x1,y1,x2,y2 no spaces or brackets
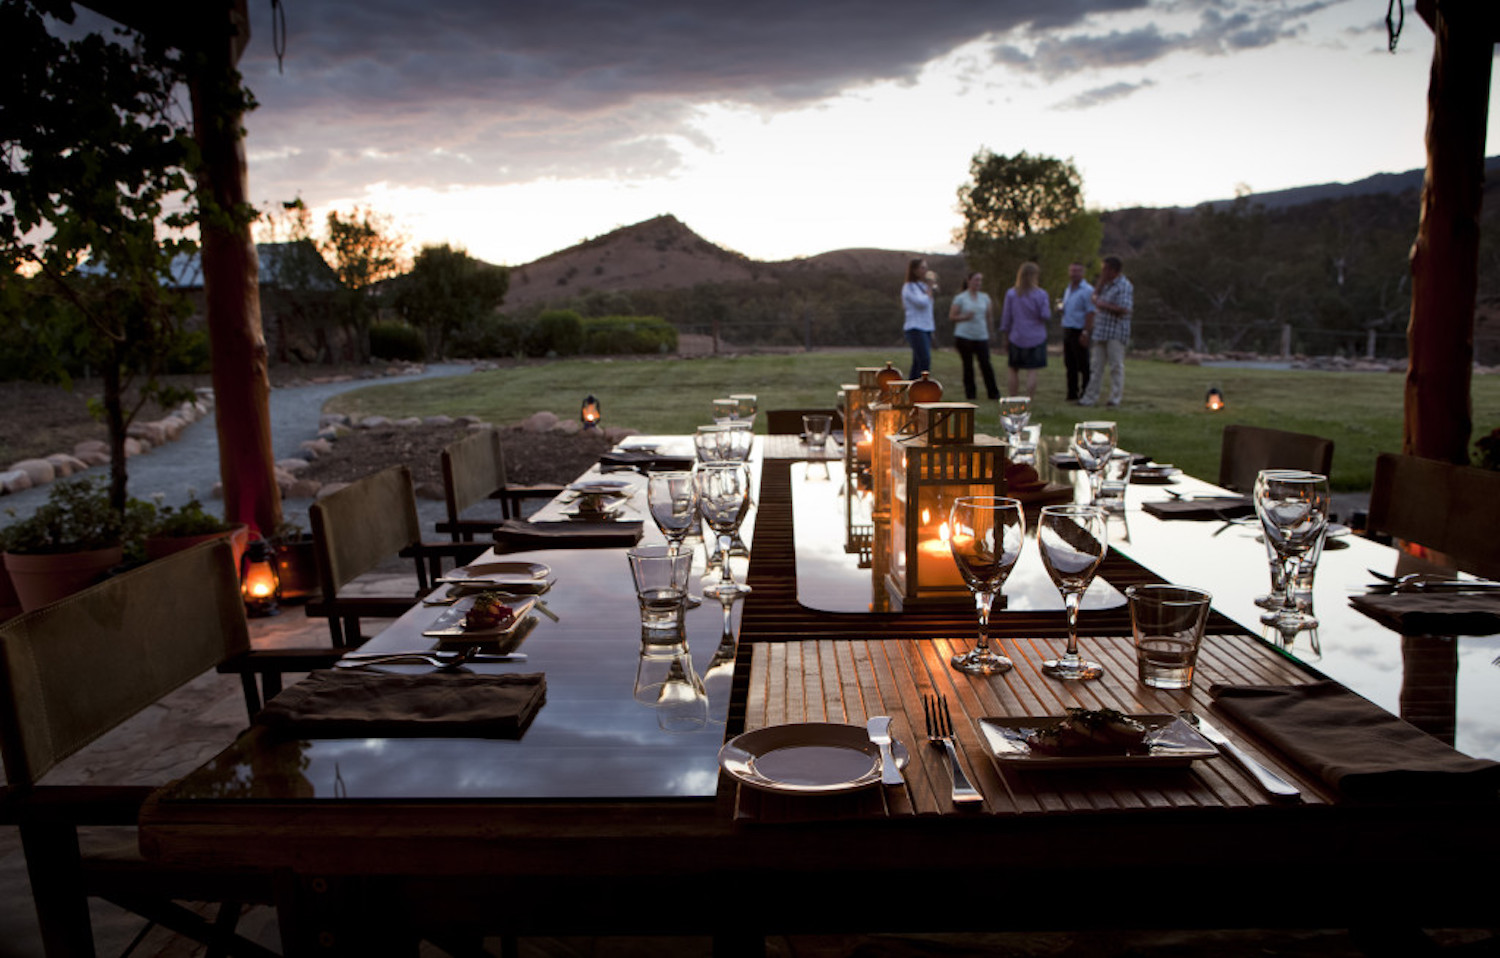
923,694,983,805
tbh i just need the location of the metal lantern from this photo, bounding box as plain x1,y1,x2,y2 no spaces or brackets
581,394,602,428
886,402,1007,608
869,379,916,519
1205,387,1225,411
240,538,282,617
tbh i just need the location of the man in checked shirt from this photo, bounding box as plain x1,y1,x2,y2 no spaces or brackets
1077,255,1134,408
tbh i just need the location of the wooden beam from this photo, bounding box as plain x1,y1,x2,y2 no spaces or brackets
1403,1,1492,463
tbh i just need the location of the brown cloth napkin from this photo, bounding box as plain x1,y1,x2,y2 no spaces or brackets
257,670,546,739
1348,591,1500,636
493,518,643,549
1142,497,1254,521
1211,681,1500,802
598,451,695,472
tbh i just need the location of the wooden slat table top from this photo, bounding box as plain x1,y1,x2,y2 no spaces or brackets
733,633,1329,822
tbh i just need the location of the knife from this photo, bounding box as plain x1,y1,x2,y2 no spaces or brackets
866,716,904,786
338,650,527,664
1181,710,1301,801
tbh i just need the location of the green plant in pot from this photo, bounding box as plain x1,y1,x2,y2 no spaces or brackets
144,494,250,570
1,477,144,613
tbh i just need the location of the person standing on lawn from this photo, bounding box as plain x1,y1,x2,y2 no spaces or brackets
1079,255,1133,408
901,257,937,381
1059,261,1095,403
949,271,1000,400
998,261,1050,397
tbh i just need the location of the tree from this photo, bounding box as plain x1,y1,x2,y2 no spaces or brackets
392,244,508,357
0,0,211,513
955,150,1096,302
321,205,407,362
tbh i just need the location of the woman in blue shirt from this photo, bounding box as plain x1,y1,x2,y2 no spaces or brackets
948,271,999,400
901,257,936,380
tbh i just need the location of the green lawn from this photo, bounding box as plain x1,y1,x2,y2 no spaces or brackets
325,352,1500,492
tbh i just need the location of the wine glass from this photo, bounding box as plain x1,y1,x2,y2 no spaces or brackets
694,425,726,463
695,462,753,598
1038,504,1109,681
647,471,702,607
718,421,754,462
711,398,738,424
1250,469,1309,610
1071,421,1118,504
947,497,1025,675
997,396,1031,444
731,393,758,425
1254,470,1329,635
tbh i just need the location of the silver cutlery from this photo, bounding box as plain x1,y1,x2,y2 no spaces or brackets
1179,710,1301,801
866,716,904,787
1362,571,1500,594
1166,490,1246,502
335,648,527,670
923,694,983,805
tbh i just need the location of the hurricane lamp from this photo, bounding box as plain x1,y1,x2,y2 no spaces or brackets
581,394,602,428
240,538,281,617
1205,387,1225,412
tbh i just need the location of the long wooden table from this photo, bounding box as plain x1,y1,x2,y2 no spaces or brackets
138,437,1500,952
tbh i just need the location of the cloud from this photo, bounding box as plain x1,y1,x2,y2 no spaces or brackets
1053,79,1156,110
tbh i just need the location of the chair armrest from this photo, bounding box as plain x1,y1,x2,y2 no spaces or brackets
217,648,345,675
497,483,566,501
0,785,155,826
402,541,489,561
305,595,424,620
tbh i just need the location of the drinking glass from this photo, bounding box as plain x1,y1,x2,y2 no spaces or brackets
695,462,753,597
731,394,758,425
647,471,703,607
947,497,1025,675
1254,470,1330,635
717,421,754,463
694,425,727,463
1250,469,1310,610
1071,421,1118,504
1038,504,1109,681
711,398,739,424
997,396,1031,444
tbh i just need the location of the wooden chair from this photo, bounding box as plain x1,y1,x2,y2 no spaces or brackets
0,540,275,958
305,464,482,647
439,428,564,540
1367,452,1500,580
1217,424,1335,493
765,408,844,436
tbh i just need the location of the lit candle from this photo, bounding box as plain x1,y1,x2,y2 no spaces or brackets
916,516,965,588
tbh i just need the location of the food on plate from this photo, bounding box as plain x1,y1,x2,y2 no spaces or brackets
1004,462,1047,493
463,592,515,631
1026,707,1150,755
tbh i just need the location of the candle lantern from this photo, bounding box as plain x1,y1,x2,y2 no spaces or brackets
886,402,1007,608
240,538,282,617
1205,387,1225,411
581,394,602,428
869,379,915,519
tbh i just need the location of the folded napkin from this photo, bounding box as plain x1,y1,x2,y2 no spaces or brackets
257,670,546,739
1348,591,1500,636
1211,681,1500,802
493,518,643,549
598,451,695,472
1141,497,1254,521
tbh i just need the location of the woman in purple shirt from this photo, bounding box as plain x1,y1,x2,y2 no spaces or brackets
999,261,1051,396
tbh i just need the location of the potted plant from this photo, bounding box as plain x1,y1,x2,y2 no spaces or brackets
144,495,250,570
1,477,146,613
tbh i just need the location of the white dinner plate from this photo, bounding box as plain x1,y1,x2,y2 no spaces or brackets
568,479,633,495
438,561,552,591
977,715,1218,769
719,723,910,794
423,595,537,640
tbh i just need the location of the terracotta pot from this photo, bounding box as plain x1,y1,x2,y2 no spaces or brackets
145,523,250,572
273,534,319,603
4,545,125,613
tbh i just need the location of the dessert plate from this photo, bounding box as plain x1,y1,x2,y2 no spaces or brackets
719,723,910,794
977,714,1217,769
424,595,537,640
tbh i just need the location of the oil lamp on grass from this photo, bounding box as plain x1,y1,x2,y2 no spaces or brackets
885,402,1006,609
240,538,281,617
1205,387,1225,411
581,394,602,428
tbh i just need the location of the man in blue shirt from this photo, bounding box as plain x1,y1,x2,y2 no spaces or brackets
1059,261,1094,402
1078,256,1134,408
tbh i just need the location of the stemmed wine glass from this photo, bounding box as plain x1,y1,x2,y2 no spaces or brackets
947,497,1025,675
694,462,753,598
1254,470,1330,635
997,396,1031,445
1071,421,1118,504
647,471,702,607
711,398,739,424
1251,469,1309,610
731,394,758,425
1038,504,1109,681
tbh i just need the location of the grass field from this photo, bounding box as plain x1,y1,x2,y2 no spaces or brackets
325,351,1500,492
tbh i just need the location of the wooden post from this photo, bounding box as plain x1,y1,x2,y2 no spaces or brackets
1404,0,1492,463
188,2,282,536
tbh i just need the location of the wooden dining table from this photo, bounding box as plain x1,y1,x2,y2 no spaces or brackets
139,435,1500,954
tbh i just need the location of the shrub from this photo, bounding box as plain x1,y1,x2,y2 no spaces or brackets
526,309,584,357
581,315,678,355
368,320,427,361
448,314,526,358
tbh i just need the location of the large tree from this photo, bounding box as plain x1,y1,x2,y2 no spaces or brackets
956,150,1097,297
322,205,407,362
392,244,508,358
0,0,213,512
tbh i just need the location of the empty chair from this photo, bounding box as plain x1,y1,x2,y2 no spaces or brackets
765,408,844,436
307,465,481,647
1218,424,1335,493
439,428,565,540
0,540,272,956
1367,452,1500,580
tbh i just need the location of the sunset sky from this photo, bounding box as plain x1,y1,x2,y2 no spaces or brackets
211,0,1497,265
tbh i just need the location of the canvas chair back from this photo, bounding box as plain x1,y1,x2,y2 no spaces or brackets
1368,452,1500,580
310,465,422,597
765,408,844,436
442,428,506,529
1218,424,1335,494
0,540,248,787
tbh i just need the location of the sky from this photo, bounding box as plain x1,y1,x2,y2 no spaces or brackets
217,0,1499,266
